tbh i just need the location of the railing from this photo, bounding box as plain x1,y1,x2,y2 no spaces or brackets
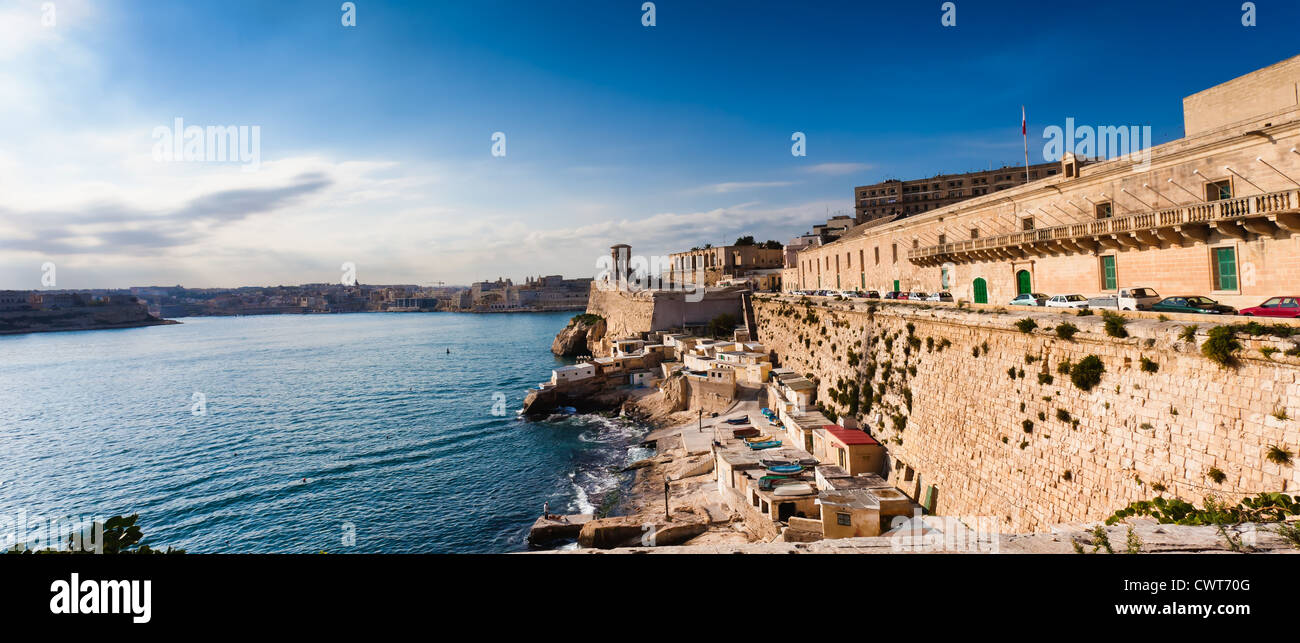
909,189,1297,260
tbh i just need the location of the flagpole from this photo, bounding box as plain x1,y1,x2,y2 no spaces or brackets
1022,105,1030,183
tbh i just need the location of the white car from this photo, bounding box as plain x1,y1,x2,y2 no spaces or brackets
1088,287,1162,311
1009,293,1048,306
1046,294,1090,309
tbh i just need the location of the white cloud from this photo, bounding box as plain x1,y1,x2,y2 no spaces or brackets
803,162,874,176
683,180,797,195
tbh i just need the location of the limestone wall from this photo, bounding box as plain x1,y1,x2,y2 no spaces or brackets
753,296,1300,533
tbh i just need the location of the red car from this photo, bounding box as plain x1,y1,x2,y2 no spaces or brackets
1239,296,1300,318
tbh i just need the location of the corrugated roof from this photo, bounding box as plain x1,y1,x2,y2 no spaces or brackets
822,425,880,446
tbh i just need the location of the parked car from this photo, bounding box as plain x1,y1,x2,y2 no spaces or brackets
1150,296,1237,315
1239,296,1300,318
926,292,954,302
1117,287,1161,311
896,292,910,300
1046,294,1090,309
883,291,901,300
1085,287,1161,311
863,290,880,299
909,292,929,301
1009,293,1049,306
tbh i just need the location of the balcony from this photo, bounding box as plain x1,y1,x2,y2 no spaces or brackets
908,189,1300,265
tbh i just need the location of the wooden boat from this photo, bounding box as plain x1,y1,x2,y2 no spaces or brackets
723,417,750,425
772,482,814,496
765,464,803,475
746,440,782,450
732,427,760,439
759,458,793,468
743,434,772,444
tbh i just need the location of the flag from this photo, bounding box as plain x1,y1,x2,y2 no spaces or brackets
1021,106,1027,136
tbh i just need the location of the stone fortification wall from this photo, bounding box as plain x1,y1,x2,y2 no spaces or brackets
753,296,1300,533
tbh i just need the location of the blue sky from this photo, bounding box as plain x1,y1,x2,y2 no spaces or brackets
1,0,1298,288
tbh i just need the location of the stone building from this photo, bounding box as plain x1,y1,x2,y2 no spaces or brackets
854,163,1061,225
794,55,1300,309
664,244,784,287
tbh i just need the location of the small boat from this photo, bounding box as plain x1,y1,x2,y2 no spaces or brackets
723,417,749,425
772,482,814,496
760,407,772,416
747,440,782,450
765,464,804,475
743,434,772,444
758,475,794,491
759,458,793,468
732,427,760,439
796,458,818,467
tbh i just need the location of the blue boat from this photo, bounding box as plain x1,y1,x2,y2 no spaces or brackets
746,440,782,450
766,464,803,475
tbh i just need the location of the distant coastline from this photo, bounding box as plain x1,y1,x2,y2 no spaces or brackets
0,306,178,336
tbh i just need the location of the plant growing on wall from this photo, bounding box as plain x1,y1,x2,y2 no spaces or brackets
1206,467,1227,484
1201,325,1242,369
1266,445,1293,466
1140,357,1159,373
1015,318,1038,333
1069,355,1105,391
1101,311,1129,338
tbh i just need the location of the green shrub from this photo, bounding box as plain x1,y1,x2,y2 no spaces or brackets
1206,468,1226,484
1057,359,1072,375
1015,318,1038,333
1106,492,1300,526
1201,325,1242,369
1101,311,1128,338
1056,409,1071,422
1070,355,1105,391
1055,322,1079,341
1022,420,1034,433
1139,357,1158,373
1076,308,1093,316
1266,445,1293,466
1179,325,1199,343
1038,373,1053,385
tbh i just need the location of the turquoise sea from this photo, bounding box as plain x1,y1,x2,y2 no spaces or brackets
0,312,651,553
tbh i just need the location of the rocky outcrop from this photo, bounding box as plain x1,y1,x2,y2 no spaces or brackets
521,377,630,418
577,516,709,549
551,314,606,357
621,374,690,427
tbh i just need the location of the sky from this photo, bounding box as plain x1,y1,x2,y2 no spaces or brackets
1,0,1298,289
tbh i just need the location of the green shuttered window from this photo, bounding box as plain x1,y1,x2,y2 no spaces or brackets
1213,247,1237,291
1101,256,1117,290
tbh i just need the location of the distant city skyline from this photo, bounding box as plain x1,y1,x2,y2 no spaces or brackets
2,0,1299,288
